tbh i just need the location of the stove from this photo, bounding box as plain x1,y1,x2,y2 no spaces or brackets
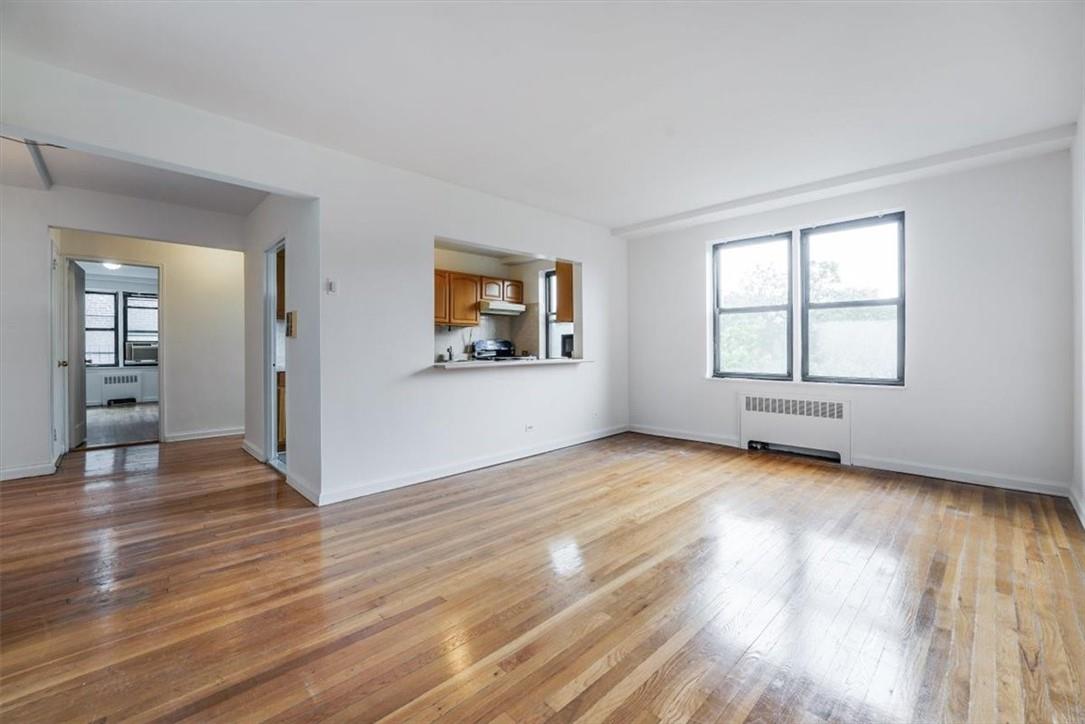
472,339,535,361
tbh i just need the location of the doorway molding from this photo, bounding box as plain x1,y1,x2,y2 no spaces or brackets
50,244,165,455
264,237,286,474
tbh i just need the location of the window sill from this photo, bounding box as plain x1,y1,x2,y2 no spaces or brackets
706,375,907,390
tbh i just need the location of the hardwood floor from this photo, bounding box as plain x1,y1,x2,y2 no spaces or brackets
1,433,1083,723
84,402,159,447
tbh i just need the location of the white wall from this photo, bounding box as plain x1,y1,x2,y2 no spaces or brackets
1072,104,1085,517
1,53,630,504
0,183,245,479
628,152,1072,495
242,195,322,501
56,229,245,442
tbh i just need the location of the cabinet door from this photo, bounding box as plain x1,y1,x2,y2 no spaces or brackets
503,280,523,304
481,277,504,301
434,270,450,324
555,261,574,322
449,273,480,326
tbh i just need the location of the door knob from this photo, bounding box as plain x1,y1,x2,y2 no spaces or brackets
57,360,68,367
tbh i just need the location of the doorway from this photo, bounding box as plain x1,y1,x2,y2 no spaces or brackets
266,241,286,472
57,254,161,450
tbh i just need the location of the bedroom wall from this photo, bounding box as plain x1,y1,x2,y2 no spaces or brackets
0,182,244,479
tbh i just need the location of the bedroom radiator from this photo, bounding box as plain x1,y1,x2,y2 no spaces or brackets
102,374,141,404
739,394,852,464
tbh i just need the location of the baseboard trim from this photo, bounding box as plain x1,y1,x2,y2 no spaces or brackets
318,425,630,506
628,425,1070,499
0,461,58,481
851,454,1069,498
1070,487,1085,531
241,439,265,462
628,424,740,449
286,472,320,506
163,426,245,443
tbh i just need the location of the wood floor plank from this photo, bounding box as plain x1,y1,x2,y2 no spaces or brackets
1,432,1082,723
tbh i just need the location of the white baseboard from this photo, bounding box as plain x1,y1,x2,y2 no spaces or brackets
317,424,630,506
287,472,320,505
241,439,265,462
1,461,57,481
628,424,1070,499
163,426,244,443
629,424,740,449
1070,486,1085,531
851,454,1069,498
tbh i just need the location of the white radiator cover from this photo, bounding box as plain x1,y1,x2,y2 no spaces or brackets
101,374,140,404
739,394,852,464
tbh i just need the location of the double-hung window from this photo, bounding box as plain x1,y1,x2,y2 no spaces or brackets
85,291,118,367
124,293,159,345
712,232,792,379
801,212,904,385
711,212,905,385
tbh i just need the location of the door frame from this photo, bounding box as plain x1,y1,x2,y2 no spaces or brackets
264,238,286,473
51,247,165,452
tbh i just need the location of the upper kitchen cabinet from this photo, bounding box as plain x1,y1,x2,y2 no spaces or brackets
503,279,523,304
481,277,504,301
447,271,480,326
434,270,450,324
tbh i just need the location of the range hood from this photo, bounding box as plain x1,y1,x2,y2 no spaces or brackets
480,300,526,316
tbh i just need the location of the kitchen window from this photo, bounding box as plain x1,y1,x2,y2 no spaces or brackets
712,232,793,380
85,291,118,367
801,212,904,385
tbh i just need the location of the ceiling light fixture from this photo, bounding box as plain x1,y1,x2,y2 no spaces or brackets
102,262,122,270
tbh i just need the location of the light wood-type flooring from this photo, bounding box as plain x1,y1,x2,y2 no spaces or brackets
1,433,1083,722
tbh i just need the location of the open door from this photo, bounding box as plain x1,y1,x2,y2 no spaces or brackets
67,260,87,449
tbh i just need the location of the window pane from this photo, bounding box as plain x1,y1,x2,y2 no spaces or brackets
717,239,789,308
717,310,788,375
127,296,157,308
807,305,898,380
127,307,158,332
127,332,158,343
807,220,899,303
546,273,557,314
86,330,116,365
85,293,115,329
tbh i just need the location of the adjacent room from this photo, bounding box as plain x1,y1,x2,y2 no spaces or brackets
0,2,1083,722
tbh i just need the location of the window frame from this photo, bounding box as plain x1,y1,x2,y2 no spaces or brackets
711,231,794,381
123,291,160,366
84,290,119,368
799,211,905,386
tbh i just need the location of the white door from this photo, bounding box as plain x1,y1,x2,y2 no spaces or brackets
67,260,86,449
50,240,66,456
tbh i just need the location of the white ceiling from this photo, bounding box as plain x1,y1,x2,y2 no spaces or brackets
0,138,268,216
76,260,159,281
1,1,1081,228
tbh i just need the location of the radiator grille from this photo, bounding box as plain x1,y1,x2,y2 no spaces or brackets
104,374,138,385
744,395,844,420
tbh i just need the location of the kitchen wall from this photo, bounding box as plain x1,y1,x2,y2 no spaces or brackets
56,229,245,444
628,151,1072,495
1,52,629,503
0,182,245,480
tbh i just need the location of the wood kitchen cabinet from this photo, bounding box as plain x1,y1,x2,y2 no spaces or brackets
503,279,523,304
447,271,480,326
481,277,504,301
434,270,450,324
